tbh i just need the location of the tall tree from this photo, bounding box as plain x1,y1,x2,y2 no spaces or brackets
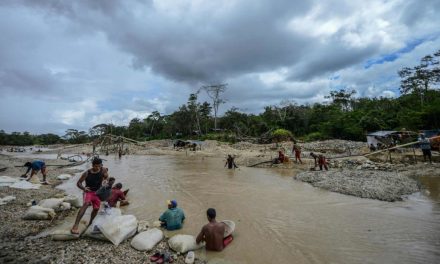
200,83,227,130
398,49,440,106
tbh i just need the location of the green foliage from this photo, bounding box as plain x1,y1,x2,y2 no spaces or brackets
201,133,236,143
301,132,327,142
271,129,293,142
0,130,64,146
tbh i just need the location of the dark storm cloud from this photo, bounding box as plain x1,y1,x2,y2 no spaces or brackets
1,0,440,133
290,42,380,81
2,0,315,83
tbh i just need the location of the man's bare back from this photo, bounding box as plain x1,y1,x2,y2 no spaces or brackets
197,221,225,251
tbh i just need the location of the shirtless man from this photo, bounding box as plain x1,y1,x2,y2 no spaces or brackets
196,208,232,251
310,152,328,171
71,158,108,234
224,155,238,169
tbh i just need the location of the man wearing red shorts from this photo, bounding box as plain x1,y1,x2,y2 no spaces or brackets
71,158,108,234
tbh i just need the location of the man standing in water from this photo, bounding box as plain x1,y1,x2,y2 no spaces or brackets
71,158,108,234
196,208,232,251
224,155,238,169
292,144,302,164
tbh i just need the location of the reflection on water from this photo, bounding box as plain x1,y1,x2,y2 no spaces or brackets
419,176,440,201
64,155,440,264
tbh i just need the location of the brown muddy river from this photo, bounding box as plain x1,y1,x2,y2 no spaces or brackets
61,154,440,264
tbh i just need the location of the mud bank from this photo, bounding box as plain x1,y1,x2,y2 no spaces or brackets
295,168,427,202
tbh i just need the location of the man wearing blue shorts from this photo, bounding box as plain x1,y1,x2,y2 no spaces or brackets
22,160,49,184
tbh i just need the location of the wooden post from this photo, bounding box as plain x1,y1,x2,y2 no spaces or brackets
412,146,417,164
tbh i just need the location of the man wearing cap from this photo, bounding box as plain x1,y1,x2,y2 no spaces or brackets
159,200,185,230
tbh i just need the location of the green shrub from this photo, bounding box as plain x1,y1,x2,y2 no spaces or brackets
271,129,293,142
301,132,327,142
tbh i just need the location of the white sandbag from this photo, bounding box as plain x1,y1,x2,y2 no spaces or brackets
168,235,205,253
98,215,137,246
57,174,71,180
130,228,163,251
63,195,82,208
60,202,71,211
51,220,87,241
10,180,40,189
222,220,235,237
84,208,122,241
22,206,56,220
0,176,18,187
0,196,16,205
38,198,63,210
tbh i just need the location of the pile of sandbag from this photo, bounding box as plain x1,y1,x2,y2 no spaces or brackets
84,208,122,240
83,209,138,246
37,198,72,212
168,220,235,253
99,215,138,246
168,235,205,253
63,195,82,208
22,206,56,220
131,228,163,251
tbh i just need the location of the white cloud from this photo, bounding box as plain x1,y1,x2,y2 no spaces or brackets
89,110,150,126
0,0,439,133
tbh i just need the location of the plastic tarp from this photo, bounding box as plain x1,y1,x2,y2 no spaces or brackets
10,180,40,190
0,176,18,187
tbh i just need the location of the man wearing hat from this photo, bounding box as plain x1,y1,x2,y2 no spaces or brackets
159,200,186,230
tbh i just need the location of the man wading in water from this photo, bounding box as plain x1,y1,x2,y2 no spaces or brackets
71,158,108,234
196,208,233,251
224,155,238,169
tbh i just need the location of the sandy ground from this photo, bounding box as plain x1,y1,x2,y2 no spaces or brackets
1,140,439,263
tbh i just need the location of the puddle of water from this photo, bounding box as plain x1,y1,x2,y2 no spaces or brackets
60,155,440,264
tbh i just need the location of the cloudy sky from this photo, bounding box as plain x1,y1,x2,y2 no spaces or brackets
1,0,439,134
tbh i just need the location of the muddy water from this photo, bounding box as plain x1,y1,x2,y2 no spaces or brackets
66,155,440,264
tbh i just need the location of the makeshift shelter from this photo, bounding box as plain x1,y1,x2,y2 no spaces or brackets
367,130,418,149
366,131,397,148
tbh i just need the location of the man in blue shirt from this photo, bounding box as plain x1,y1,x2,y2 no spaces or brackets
159,200,185,230
22,160,48,184
419,135,432,163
